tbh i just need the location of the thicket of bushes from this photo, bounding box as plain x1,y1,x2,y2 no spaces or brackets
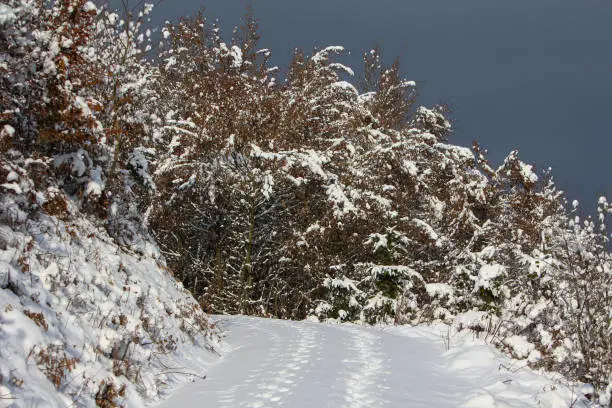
1,0,609,400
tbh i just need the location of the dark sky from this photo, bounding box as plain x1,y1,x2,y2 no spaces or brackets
120,0,611,210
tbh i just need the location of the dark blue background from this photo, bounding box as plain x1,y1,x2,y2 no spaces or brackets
112,0,612,210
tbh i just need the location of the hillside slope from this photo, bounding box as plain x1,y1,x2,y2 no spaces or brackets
0,202,219,407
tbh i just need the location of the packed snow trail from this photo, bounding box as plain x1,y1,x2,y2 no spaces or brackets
156,316,584,408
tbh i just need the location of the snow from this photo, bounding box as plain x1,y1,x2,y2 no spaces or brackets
0,211,219,407
329,63,355,77
504,335,538,360
83,180,102,196
1,124,15,138
358,91,376,104
0,4,17,26
434,143,475,164
411,218,440,242
425,283,454,298
1,182,21,194
54,149,90,178
217,43,243,68
365,233,388,252
74,96,94,118
262,172,275,200
230,45,243,68
402,159,419,176
165,56,177,70
326,182,357,218
129,147,155,189
156,316,590,408
324,276,360,293
475,263,505,290
520,162,539,184
312,46,345,64
82,1,97,13
369,264,423,280
330,81,359,98
453,310,497,332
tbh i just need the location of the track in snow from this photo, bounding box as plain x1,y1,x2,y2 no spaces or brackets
156,315,583,408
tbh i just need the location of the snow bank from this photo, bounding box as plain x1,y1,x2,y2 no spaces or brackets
0,207,219,407
386,323,595,408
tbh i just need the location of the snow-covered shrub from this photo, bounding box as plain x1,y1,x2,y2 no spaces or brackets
522,199,611,393
313,264,429,325
0,184,218,405
314,274,362,322
1,0,157,235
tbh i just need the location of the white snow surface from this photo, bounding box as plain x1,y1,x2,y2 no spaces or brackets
0,4,17,26
0,210,219,407
157,315,589,408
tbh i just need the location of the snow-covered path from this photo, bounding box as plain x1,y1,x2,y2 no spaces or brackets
156,316,581,408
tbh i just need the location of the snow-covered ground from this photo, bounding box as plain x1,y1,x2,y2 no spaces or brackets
0,209,219,407
157,315,589,408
